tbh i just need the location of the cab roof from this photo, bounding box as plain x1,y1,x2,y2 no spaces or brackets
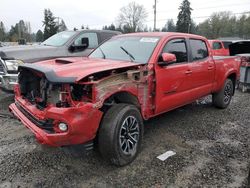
117,32,207,41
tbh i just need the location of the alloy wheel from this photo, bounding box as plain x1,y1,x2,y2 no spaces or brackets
119,116,140,155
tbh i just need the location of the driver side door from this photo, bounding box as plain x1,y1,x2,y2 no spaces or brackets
155,38,193,114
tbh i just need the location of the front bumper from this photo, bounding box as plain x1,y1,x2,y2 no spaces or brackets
9,99,103,147
0,74,18,91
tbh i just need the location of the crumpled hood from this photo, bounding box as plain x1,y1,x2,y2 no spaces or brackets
19,57,141,83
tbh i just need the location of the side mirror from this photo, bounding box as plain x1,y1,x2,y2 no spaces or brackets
69,37,89,52
80,37,89,48
158,53,177,66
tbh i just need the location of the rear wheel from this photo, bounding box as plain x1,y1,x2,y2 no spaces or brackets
98,104,143,166
213,79,234,109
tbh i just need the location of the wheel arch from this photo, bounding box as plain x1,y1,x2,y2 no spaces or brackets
99,91,141,113
94,91,142,151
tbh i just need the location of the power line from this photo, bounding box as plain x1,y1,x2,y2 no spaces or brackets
149,2,250,14
145,11,250,23
77,11,250,29
191,2,250,10
153,0,157,31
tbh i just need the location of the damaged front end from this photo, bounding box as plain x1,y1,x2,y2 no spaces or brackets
9,61,152,147
9,66,103,147
17,68,94,109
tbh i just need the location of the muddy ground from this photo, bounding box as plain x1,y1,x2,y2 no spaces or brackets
0,90,249,188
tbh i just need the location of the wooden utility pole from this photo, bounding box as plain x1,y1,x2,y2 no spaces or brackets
153,0,157,31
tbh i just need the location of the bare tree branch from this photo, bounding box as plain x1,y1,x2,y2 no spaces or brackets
117,2,147,33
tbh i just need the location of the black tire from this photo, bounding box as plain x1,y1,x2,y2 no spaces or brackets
98,103,144,166
212,79,234,109
248,168,250,188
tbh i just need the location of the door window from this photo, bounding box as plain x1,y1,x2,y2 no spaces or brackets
212,42,222,49
190,39,208,61
162,39,188,63
74,33,98,48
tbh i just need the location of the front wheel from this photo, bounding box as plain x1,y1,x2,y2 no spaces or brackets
98,104,144,166
212,79,234,109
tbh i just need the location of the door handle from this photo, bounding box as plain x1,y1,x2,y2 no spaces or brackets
185,70,192,75
208,66,214,70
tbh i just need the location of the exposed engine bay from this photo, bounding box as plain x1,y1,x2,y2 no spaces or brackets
18,68,93,109
17,63,148,110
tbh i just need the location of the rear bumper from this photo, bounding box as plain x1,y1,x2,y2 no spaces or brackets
9,100,103,147
0,74,18,91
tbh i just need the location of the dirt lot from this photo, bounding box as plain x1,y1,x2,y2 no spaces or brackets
0,90,249,188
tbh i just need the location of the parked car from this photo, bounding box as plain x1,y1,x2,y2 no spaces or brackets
208,40,229,56
10,32,240,166
0,30,120,91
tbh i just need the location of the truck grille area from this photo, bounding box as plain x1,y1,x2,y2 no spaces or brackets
18,69,65,109
0,62,4,73
19,69,44,107
15,102,54,133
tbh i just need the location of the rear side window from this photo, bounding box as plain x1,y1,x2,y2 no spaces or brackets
190,39,208,61
162,38,188,63
212,42,222,49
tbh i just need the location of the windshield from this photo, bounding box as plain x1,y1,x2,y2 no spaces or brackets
89,36,160,64
41,31,76,47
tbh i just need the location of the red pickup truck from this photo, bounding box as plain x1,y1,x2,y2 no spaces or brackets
10,32,240,166
208,40,230,56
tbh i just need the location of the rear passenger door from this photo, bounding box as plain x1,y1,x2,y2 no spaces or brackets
188,39,214,99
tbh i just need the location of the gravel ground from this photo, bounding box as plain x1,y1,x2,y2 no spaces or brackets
0,90,249,188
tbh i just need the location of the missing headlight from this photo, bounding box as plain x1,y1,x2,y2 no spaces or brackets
71,84,92,102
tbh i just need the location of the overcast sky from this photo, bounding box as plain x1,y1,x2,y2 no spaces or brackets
0,0,250,33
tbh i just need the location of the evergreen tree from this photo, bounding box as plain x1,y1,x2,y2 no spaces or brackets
36,30,44,42
122,24,134,33
102,25,108,30
176,0,193,33
197,11,250,39
162,19,176,32
30,33,36,42
143,26,149,32
43,9,58,40
108,24,116,30
0,21,6,41
17,20,26,38
58,19,67,32
102,24,116,31
7,20,32,42
8,25,18,42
